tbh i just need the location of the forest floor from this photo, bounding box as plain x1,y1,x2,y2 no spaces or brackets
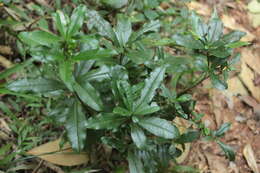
185,0,260,172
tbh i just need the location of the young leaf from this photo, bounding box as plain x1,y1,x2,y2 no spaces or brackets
130,125,146,149
73,82,103,111
65,100,87,152
207,10,223,42
6,78,65,93
214,123,231,137
138,117,179,139
18,30,60,47
135,66,165,111
72,49,117,61
115,14,132,47
52,10,69,38
217,141,235,161
85,113,126,130
134,102,160,116
59,60,74,91
127,151,145,173
67,5,86,38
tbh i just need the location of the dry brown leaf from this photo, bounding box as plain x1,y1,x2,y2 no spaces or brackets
27,139,89,166
204,152,228,173
243,144,259,173
186,1,211,17
239,60,260,102
221,15,255,42
241,49,260,75
0,55,12,68
0,45,13,55
227,77,248,96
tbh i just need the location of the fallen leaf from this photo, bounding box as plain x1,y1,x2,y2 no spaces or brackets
0,45,13,55
248,13,260,28
204,152,228,173
186,1,211,17
0,55,12,68
221,15,255,42
239,60,260,102
243,144,259,173
27,139,89,166
248,0,260,13
227,77,248,96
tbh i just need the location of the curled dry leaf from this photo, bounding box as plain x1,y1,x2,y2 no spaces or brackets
27,139,89,166
243,144,259,173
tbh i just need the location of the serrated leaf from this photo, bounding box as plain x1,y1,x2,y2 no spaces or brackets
134,102,160,116
214,123,231,137
67,5,86,38
138,117,179,139
18,30,60,47
175,131,200,144
73,49,117,61
73,82,103,111
65,100,87,152
127,151,145,173
130,125,146,149
52,10,69,38
7,78,65,93
135,67,165,111
217,141,235,161
85,113,126,130
115,14,132,47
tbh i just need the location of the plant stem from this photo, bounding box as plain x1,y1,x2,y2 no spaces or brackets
177,72,209,96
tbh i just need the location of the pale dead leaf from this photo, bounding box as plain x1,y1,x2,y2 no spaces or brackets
0,45,13,55
186,1,211,17
204,152,228,173
27,139,89,166
248,0,260,13
242,49,260,74
0,55,12,68
221,15,255,42
248,13,260,28
243,144,259,173
227,77,248,96
239,60,260,102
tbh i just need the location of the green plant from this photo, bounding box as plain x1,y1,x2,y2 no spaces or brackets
0,1,245,172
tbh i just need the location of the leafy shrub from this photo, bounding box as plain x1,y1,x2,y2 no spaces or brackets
1,1,245,172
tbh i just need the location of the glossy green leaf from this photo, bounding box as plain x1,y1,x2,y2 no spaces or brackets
52,10,69,38
131,20,160,42
135,66,165,110
127,151,145,173
65,100,87,152
190,12,208,41
217,141,235,161
7,78,65,93
130,125,146,149
73,82,103,111
173,34,204,49
59,60,74,91
207,10,223,42
73,49,117,61
210,74,227,90
177,94,192,102
78,65,110,82
101,0,128,9
226,41,249,48
67,5,86,38
138,117,179,139
85,113,126,130
222,31,246,44
18,30,60,47
214,123,231,137
134,102,160,116
175,131,200,144
115,14,132,47
113,106,132,116
0,88,40,101
116,80,134,111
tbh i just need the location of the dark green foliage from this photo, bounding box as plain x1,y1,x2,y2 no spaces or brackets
0,1,246,172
